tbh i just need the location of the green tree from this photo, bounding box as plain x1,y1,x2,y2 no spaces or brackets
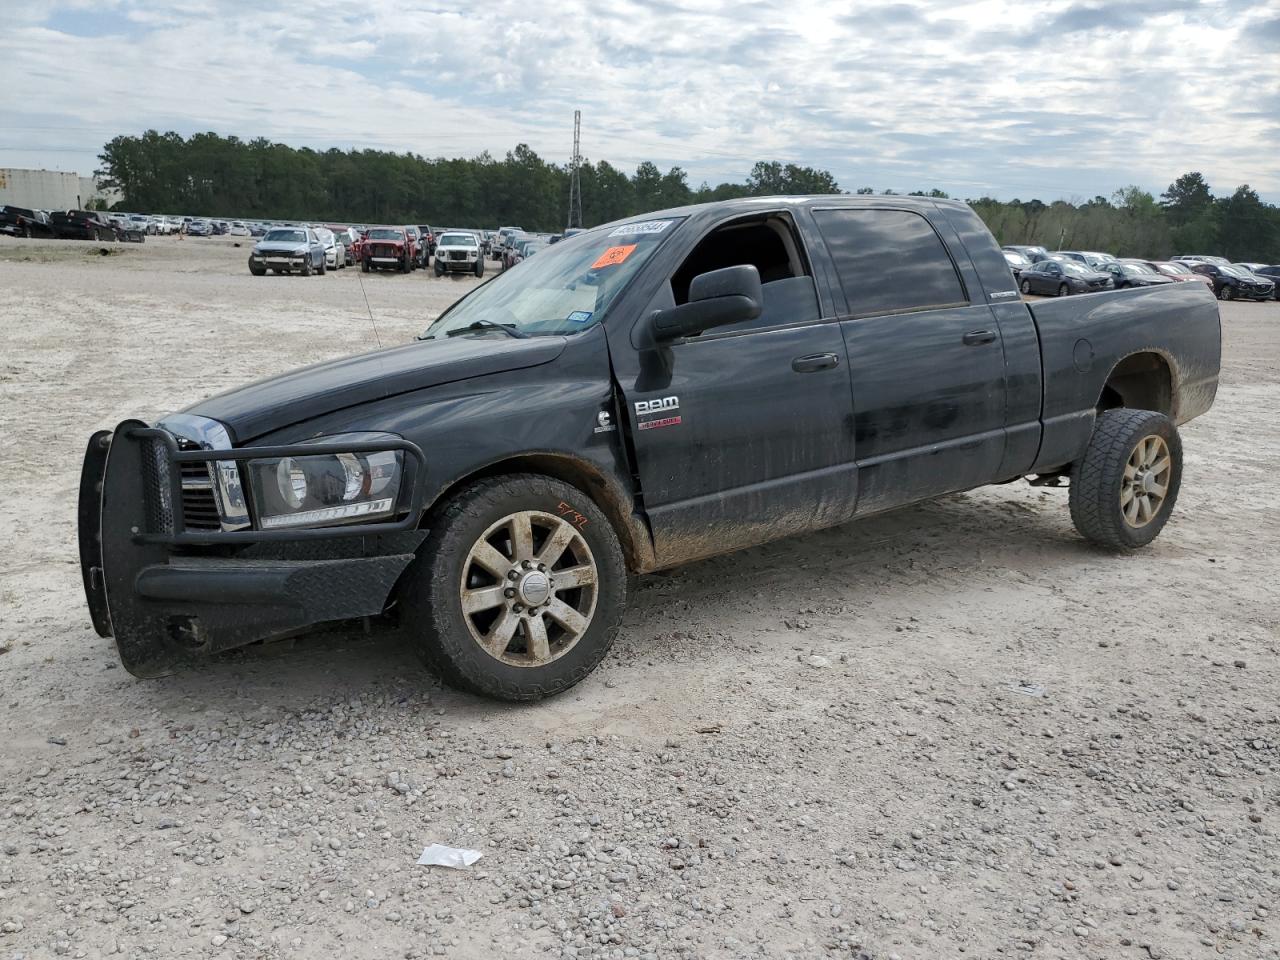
1160,171,1213,226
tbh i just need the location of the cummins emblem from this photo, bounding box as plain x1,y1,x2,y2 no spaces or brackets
635,396,679,416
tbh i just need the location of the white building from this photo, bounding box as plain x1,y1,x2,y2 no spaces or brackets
0,168,121,211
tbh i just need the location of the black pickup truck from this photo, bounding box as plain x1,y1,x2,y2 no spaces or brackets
79,196,1221,700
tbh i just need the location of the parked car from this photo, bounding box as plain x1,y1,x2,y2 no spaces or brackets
79,196,1221,701
417,226,436,258
1002,244,1049,263
187,220,213,237
247,227,327,276
1147,261,1215,290
507,238,548,269
1003,248,1032,279
1238,264,1280,299
432,232,485,278
1054,250,1117,271
228,221,251,237
327,227,359,266
49,210,117,241
0,205,57,238
1173,254,1231,266
1103,261,1176,289
1183,262,1274,301
402,226,424,269
314,227,341,270
495,226,524,261
361,227,414,273
1018,258,1114,296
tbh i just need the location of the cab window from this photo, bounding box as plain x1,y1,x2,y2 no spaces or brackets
813,208,967,318
669,213,821,334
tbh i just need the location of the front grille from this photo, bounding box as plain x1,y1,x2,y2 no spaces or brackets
449,250,466,261
368,243,400,257
176,437,222,531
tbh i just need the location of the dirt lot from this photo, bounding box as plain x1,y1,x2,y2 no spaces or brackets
1,235,1278,960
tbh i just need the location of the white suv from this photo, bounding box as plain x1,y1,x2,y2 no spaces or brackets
433,231,484,278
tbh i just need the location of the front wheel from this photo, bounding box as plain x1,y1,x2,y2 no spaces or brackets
1219,285,1234,301
399,474,627,701
474,260,485,278
1058,283,1069,297
1069,408,1182,550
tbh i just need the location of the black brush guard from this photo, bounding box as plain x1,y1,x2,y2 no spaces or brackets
79,420,428,678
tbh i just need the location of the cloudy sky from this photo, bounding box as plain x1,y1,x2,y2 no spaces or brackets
2,0,1276,203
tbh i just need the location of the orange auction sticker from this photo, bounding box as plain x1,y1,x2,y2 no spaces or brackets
591,244,637,269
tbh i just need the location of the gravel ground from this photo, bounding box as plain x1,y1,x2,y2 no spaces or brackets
1,235,1278,960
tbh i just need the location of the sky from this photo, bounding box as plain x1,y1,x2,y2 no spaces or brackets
1,0,1277,204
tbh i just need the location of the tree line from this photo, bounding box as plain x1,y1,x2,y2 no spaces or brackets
95,132,1279,261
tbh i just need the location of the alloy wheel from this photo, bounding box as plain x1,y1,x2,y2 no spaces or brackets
1120,435,1172,528
458,510,598,667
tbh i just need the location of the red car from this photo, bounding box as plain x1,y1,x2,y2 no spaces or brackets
1148,261,1215,289
360,226,416,273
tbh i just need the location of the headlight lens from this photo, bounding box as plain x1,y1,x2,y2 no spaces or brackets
248,433,404,529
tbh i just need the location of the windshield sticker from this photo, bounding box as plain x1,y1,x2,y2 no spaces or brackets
608,220,673,238
567,310,593,323
592,244,637,269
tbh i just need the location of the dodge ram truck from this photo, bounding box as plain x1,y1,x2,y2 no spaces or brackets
79,196,1221,701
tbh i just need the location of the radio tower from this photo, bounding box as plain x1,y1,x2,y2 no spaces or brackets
567,110,583,229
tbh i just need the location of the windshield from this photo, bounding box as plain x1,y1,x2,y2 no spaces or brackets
264,229,305,243
1122,263,1154,275
1003,251,1029,265
1156,262,1191,276
367,228,403,240
423,217,684,339
1061,262,1092,277
439,233,476,246
1219,266,1246,278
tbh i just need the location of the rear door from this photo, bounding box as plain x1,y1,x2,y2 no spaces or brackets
811,205,1009,515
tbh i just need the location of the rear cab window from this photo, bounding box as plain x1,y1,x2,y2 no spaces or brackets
812,208,968,318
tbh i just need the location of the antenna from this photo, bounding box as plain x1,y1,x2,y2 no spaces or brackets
355,269,383,350
567,110,583,230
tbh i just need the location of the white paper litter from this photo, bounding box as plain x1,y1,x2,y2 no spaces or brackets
417,843,483,869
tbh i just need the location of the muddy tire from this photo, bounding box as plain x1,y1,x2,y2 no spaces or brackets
399,474,626,701
1069,408,1182,551
248,259,266,277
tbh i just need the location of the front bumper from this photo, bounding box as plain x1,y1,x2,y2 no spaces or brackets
79,421,427,677
438,256,479,272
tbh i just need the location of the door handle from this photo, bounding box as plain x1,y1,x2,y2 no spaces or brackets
962,329,997,346
792,352,840,373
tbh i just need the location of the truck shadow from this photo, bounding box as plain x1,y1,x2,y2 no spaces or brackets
139,487,1087,712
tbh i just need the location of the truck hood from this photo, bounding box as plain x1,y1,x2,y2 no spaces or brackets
182,335,567,442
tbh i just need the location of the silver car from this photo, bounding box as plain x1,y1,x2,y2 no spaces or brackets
248,227,328,276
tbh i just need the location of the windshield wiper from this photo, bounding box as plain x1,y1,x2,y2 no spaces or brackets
443,320,529,339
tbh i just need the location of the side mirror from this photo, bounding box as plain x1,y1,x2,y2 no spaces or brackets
649,265,763,341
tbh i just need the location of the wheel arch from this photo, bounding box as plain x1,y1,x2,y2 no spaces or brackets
424,453,655,573
1096,349,1178,419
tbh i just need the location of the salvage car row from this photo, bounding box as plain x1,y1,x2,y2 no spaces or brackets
1002,244,1278,301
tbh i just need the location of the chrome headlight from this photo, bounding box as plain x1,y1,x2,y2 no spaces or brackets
246,432,404,529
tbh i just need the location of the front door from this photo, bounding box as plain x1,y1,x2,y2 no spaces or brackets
809,206,1009,515
613,212,857,566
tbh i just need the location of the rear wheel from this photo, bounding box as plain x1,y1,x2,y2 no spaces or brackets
1069,408,1182,550
317,258,326,275
399,474,627,701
